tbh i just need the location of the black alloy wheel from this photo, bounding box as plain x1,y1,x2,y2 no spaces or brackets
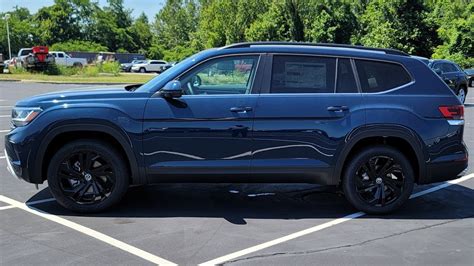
58,151,115,204
342,146,414,214
48,140,129,213
354,156,404,207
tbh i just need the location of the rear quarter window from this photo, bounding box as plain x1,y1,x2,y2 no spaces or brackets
355,60,411,93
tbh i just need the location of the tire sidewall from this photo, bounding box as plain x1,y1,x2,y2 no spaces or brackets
47,140,129,213
342,146,414,214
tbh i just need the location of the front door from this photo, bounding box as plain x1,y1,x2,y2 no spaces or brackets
143,54,261,182
252,55,365,185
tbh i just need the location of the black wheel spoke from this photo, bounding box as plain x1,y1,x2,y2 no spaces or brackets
377,158,393,176
355,155,405,207
58,150,115,205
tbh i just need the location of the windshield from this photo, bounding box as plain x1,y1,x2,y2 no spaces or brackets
135,53,202,93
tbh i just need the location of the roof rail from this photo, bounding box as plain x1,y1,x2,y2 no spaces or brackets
222,42,409,56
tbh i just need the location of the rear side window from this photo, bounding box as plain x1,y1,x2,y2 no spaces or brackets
271,56,336,93
355,60,411,93
336,59,358,93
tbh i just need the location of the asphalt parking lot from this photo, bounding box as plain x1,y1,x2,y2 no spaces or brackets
0,81,473,265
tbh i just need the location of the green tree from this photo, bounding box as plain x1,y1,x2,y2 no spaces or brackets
34,0,93,45
245,0,302,42
50,40,107,52
428,0,473,67
357,0,440,57
0,7,37,58
129,13,153,54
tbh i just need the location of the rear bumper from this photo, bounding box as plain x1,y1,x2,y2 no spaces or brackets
421,145,469,184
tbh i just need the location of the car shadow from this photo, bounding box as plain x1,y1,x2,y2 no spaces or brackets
26,182,474,223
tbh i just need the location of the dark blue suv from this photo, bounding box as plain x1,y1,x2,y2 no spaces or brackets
4,42,468,214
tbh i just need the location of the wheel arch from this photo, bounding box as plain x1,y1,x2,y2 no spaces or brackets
334,125,427,185
35,123,144,185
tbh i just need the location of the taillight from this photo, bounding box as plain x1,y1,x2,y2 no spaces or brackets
439,105,464,120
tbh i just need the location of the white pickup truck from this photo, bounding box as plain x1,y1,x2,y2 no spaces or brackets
49,51,87,67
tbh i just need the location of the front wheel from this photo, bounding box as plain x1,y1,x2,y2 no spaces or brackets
47,140,129,213
342,146,414,214
139,67,146,73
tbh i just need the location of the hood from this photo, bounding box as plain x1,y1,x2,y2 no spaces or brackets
15,87,149,108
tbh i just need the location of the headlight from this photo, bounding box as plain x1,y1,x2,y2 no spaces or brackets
12,107,42,127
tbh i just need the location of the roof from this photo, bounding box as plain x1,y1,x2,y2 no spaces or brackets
222,42,409,56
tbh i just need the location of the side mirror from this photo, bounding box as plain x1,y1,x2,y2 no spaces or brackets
434,68,442,75
159,80,183,98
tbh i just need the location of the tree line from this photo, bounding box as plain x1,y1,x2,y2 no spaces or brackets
0,0,472,67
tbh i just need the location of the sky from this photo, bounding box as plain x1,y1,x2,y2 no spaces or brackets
0,0,165,19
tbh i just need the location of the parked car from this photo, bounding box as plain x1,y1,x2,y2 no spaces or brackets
428,59,469,103
131,60,169,73
49,51,87,68
120,60,146,72
464,68,474,87
16,46,54,70
5,42,468,214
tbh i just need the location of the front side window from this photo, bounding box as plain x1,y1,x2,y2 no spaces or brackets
271,56,336,93
179,55,259,95
355,60,411,93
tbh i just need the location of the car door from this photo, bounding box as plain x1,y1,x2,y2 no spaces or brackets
143,54,262,182
55,52,66,65
435,63,457,90
252,55,364,184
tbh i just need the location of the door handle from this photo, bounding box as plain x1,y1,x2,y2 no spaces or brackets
230,106,253,112
327,106,349,112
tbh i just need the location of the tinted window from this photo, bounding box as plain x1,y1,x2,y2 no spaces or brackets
57,53,64,58
445,63,458,72
336,59,358,93
179,55,259,95
271,56,336,93
355,60,411,93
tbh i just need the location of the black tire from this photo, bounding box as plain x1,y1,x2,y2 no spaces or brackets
47,140,129,213
73,62,83,68
342,146,414,214
139,67,146,73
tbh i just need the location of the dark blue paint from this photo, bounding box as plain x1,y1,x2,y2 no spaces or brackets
4,44,468,186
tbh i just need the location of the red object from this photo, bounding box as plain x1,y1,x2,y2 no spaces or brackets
32,46,49,62
439,105,464,120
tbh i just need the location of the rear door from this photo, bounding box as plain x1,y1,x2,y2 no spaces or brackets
252,55,364,184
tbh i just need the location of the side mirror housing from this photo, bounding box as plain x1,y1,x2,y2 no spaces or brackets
159,80,183,98
434,68,442,75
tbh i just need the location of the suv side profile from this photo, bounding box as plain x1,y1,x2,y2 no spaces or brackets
5,42,468,214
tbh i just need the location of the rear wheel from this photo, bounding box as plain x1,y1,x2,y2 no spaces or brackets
47,140,129,213
139,67,146,73
457,87,466,104
342,146,414,214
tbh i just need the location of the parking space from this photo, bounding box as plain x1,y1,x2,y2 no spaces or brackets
0,81,473,265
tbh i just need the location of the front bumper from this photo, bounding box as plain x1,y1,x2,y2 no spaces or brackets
4,130,37,183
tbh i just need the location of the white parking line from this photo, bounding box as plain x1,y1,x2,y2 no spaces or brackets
0,156,5,159
0,205,15,210
0,195,178,266
199,173,474,266
0,130,10,133
0,115,10,118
